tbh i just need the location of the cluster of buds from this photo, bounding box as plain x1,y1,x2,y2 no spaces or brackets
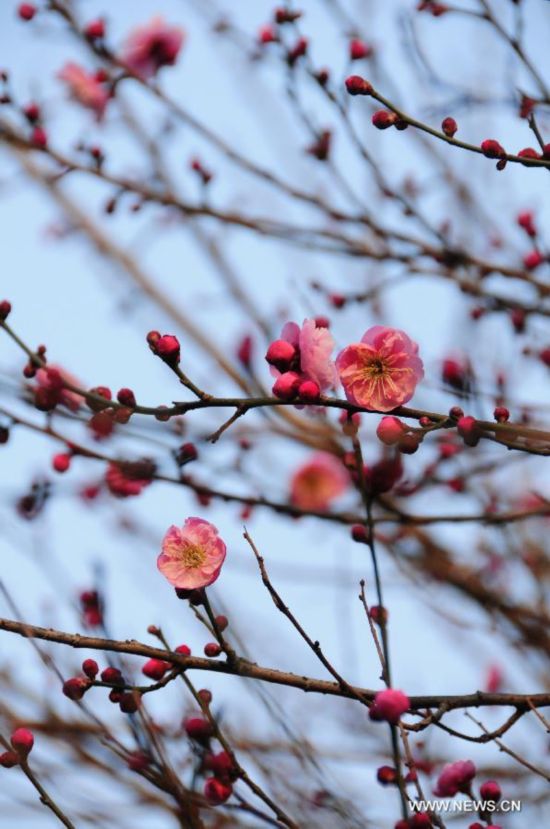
63,661,141,714
105,460,155,498
0,728,34,768
184,711,238,805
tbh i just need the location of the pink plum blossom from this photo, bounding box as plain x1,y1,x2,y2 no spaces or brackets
157,517,226,590
271,319,336,392
434,760,476,797
58,63,109,119
336,325,424,412
120,17,184,79
290,452,349,511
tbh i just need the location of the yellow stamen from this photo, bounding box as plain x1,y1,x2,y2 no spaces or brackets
181,544,206,569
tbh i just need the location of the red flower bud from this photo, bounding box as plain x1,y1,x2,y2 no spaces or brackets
345,75,373,95
198,688,212,705
236,334,253,368
18,4,36,21
0,751,19,768
369,605,388,625
481,139,505,159
101,666,124,685
376,416,407,446
142,659,171,680
372,110,397,129
52,453,71,473
215,615,228,631
31,126,47,147
377,765,397,785
149,333,181,366
479,780,501,802
517,211,536,237
351,524,369,544
265,340,296,371
272,371,301,400
258,24,277,44
82,659,99,679
523,250,544,270
10,728,34,760
0,300,11,321
84,19,105,40
184,716,214,743
176,442,198,465
87,386,112,412
298,380,320,402
63,677,91,700
117,388,136,407
204,777,233,805
119,692,140,714
493,406,509,423
210,750,237,782
441,117,457,137
204,642,222,658
518,147,540,163
349,39,372,60
175,643,192,656
457,415,481,447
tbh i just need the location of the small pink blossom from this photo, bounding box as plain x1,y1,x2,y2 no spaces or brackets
157,517,226,590
290,452,349,511
271,319,336,392
35,365,82,412
120,17,184,79
58,63,109,119
336,326,424,412
434,760,476,797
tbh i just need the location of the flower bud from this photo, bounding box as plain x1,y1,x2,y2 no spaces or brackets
10,728,34,760
376,416,406,446
63,677,91,701
142,659,171,680
272,371,301,400
345,75,373,96
82,659,99,679
265,340,296,371
441,117,457,137
204,777,233,805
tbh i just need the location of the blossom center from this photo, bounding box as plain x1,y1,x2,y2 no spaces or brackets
365,357,388,379
181,543,206,569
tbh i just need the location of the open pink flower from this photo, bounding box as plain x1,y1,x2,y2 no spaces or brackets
290,452,349,511
434,760,476,797
269,318,336,392
58,63,109,119
157,517,226,590
120,17,184,79
336,326,424,412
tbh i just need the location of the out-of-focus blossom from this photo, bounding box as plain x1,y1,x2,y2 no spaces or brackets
434,760,476,797
35,365,82,412
120,17,184,79
290,452,349,511
58,63,109,119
